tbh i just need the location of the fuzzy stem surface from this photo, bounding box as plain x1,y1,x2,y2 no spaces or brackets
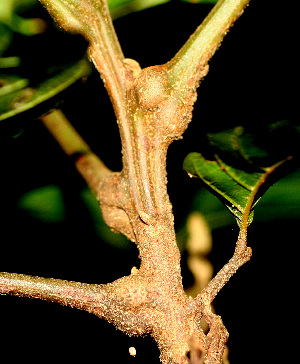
0,272,106,313
2,0,254,363
167,0,251,88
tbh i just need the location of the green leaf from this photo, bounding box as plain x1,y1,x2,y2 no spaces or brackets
184,152,250,211
0,75,29,97
18,185,66,223
190,167,300,231
0,1,14,56
0,0,45,43
183,123,296,227
0,57,92,123
184,152,287,226
0,1,91,130
208,121,300,167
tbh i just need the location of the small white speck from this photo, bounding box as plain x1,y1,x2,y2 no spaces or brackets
129,347,136,357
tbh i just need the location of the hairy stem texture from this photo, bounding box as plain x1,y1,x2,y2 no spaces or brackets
2,0,253,363
0,273,106,314
167,0,251,89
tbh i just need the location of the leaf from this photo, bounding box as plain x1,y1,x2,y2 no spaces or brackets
18,185,66,223
184,167,300,234
183,152,287,226
208,121,300,167
0,0,45,45
183,123,297,227
191,167,300,230
18,185,131,249
0,0,14,56
0,57,92,123
0,0,91,131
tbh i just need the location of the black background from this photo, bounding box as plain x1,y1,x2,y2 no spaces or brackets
0,0,299,363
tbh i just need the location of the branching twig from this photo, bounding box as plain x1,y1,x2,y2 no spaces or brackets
186,230,251,363
41,109,111,194
196,232,252,308
0,272,106,314
38,0,127,105
1,1,253,363
167,0,251,90
40,109,137,241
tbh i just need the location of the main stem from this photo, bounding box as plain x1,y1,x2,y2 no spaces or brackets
2,1,253,363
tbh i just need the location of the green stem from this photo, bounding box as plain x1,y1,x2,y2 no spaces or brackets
167,0,251,86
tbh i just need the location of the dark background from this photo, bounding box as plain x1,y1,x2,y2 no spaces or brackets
0,0,299,363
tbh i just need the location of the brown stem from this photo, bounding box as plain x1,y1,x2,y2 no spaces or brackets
88,4,127,119
186,231,251,363
5,1,254,363
40,109,136,241
38,0,128,121
40,109,111,194
0,272,106,314
203,310,229,364
193,231,252,313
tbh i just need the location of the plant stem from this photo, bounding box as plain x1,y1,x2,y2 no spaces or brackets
167,0,251,87
88,0,127,118
0,272,106,314
38,0,128,119
199,233,252,305
3,1,255,362
41,109,111,194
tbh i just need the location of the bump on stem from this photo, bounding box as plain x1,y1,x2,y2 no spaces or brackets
4,1,254,362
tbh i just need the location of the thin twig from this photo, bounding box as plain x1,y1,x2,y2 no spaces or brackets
0,272,106,314
40,109,111,194
188,230,251,363
193,231,251,312
167,0,251,88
